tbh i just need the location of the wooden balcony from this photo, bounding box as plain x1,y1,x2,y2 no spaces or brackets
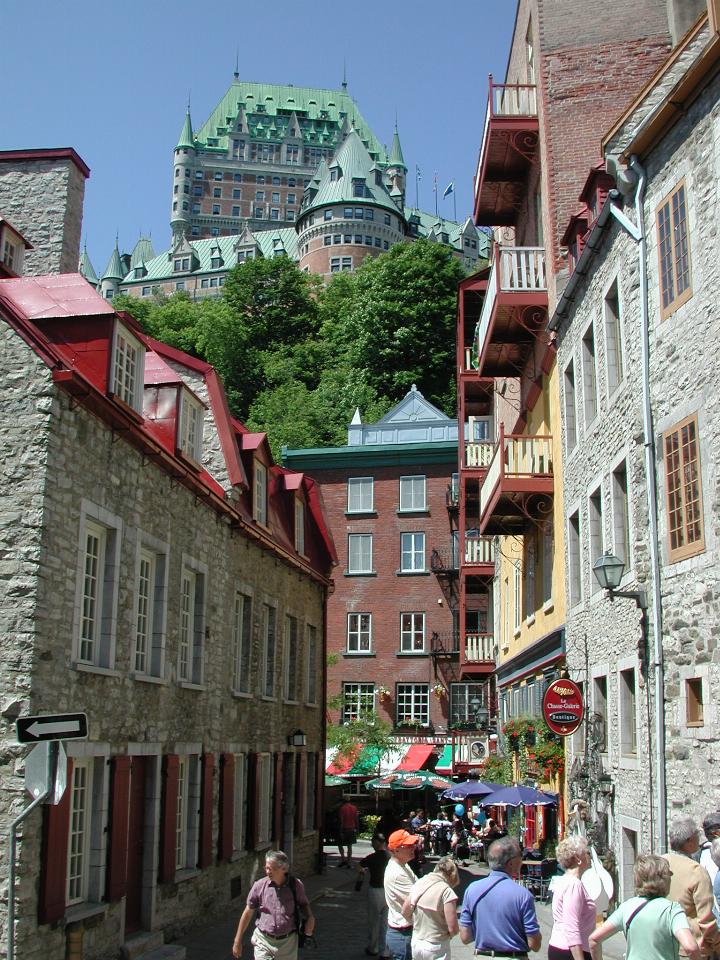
478,426,554,535
464,535,495,575
473,76,539,226
473,244,548,378
464,440,494,470
461,632,496,675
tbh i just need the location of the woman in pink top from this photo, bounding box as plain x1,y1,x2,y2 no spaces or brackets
548,837,597,960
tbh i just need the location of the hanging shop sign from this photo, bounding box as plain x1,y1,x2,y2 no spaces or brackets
542,679,584,736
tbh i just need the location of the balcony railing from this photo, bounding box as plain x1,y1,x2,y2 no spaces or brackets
463,346,478,372
430,546,459,573
463,633,496,663
474,245,547,363
465,441,494,468
464,535,494,565
479,428,553,518
431,631,460,657
446,480,459,509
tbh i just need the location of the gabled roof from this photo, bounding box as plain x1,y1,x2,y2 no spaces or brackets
376,384,455,426
404,208,489,255
194,79,385,161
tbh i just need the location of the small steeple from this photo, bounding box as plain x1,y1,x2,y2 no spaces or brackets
176,108,194,150
389,124,406,170
102,236,125,281
78,243,98,287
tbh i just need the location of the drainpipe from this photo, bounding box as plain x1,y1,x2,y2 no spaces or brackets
607,156,667,853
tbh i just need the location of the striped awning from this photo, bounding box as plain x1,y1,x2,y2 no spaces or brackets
326,742,426,777
434,743,454,774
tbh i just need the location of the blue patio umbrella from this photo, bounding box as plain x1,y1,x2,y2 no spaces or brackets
479,785,557,807
441,779,503,801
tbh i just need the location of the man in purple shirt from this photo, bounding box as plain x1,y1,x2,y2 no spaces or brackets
460,837,541,958
232,850,315,958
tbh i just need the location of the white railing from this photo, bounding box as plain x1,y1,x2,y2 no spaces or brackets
479,432,553,517
464,346,477,371
465,536,494,565
475,246,546,362
464,634,496,663
475,76,537,200
465,441,494,468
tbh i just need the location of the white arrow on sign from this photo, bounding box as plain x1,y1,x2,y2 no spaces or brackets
26,719,83,739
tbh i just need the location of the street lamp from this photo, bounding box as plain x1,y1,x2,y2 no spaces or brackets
469,696,489,729
288,729,306,747
592,552,647,610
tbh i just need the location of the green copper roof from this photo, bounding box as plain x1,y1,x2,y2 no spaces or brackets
194,79,386,161
282,439,458,470
389,126,406,168
176,111,195,150
119,228,299,285
300,129,404,221
130,236,155,269
78,245,98,285
102,243,125,281
404,208,490,256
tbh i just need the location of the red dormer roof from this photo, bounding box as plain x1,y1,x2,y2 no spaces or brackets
561,211,590,248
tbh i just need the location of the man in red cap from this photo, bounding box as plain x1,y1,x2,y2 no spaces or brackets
384,830,418,960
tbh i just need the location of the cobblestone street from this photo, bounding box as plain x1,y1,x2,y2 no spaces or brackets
179,842,626,960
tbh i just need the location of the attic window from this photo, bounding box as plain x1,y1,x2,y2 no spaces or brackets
210,253,224,268
110,322,145,413
352,180,365,198
174,257,191,273
133,266,146,279
254,461,268,526
330,168,339,182
178,389,204,464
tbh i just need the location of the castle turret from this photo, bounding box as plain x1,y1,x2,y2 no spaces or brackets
386,124,407,210
78,243,99,289
171,110,196,242
100,238,125,300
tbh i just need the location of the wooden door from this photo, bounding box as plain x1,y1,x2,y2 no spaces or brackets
125,756,147,934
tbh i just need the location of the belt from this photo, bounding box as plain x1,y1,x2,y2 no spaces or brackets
474,952,528,958
389,925,413,934
261,931,296,941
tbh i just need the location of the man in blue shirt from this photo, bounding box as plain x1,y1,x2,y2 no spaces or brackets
460,837,541,957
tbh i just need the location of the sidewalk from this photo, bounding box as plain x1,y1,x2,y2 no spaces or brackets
178,842,626,960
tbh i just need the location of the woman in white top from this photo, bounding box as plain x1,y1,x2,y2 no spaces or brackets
401,857,459,960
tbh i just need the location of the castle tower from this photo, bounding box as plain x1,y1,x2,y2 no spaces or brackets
386,125,407,211
100,238,125,300
78,243,98,289
171,110,195,243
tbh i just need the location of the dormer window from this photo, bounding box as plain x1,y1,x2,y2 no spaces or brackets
353,180,365,198
295,499,305,555
254,461,268,526
178,389,204,464
133,265,146,279
174,257,190,273
110,322,145,413
330,168,339,182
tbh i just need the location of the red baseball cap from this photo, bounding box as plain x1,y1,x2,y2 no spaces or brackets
388,830,418,851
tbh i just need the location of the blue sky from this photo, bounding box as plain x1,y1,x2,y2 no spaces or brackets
4,1,516,275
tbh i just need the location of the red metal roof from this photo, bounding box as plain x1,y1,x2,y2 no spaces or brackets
0,273,115,320
395,743,435,771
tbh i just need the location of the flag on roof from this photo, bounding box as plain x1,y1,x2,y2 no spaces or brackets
443,181,454,198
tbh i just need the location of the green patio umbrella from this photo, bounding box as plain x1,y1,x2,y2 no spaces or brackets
325,774,350,787
364,770,455,791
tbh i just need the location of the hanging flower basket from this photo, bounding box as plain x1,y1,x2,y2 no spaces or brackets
432,683,446,699
376,685,390,703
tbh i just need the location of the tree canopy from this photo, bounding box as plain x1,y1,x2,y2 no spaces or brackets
117,239,465,457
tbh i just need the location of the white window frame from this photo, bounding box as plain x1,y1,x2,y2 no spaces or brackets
178,557,206,686
348,534,373,574
133,536,169,679
232,589,253,695
603,275,625,397
294,499,305,555
342,682,375,723
396,683,430,726
400,532,425,573
347,612,372,653
257,753,272,845
306,624,318,705
66,744,110,908
581,320,598,430
399,475,426,512
233,753,247,852
610,453,632,574
588,481,604,595
178,389,204,464
260,601,277,699
283,614,299,702
617,656,640,769
567,505,582,608
563,357,578,454
74,501,122,672
110,320,145,412
347,477,374,513
254,460,268,526
175,753,201,871
66,759,94,905
400,612,425,653
590,661,610,756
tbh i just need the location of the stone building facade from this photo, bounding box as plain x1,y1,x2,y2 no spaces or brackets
550,11,720,884
0,149,89,276
0,274,335,960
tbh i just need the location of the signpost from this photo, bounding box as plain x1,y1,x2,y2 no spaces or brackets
542,679,584,736
9,714,88,960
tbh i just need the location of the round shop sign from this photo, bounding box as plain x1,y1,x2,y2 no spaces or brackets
542,678,584,736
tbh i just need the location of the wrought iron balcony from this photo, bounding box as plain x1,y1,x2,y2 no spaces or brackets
473,75,539,226
473,244,547,378
431,630,460,658
478,426,554,535
430,546,459,575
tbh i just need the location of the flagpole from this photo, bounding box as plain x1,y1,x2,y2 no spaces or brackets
415,165,420,209
453,189,457,222
434,172,438,218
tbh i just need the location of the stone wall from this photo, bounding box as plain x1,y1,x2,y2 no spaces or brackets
0,324,325,960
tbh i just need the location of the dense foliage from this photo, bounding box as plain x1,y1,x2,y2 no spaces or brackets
115,239,464,457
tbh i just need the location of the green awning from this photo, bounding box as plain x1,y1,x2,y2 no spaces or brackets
435,744,454,774
347,745,385,776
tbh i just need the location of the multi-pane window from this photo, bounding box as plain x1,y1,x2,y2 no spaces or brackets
563,360,577,452
396,683,430,726
604,280,624,393
254,461,268,526
261,603,277,698
233,754,247,851
67,761,92,904
257,754,272,844
657,181,691,318
593,675,608,752
342,682,375,722
513,561,522,631
588,486,603,593
348,534,373,573
175,755,200,870
306,624,317,704
347,477,374,513
612,461,630,568
134,548,159,674
400,612,425,652
347,613,372,653
449,683,487,725
111,323,145,412
284,615,299,702
568,510,582,606
581,322,598,426
78,511,120,669
178,566,204,684
178,390,204,463
620,667,637,756
663,415,705,561
294,500,305,555
232,591,252,694
399,476,426,512
400,532,425,572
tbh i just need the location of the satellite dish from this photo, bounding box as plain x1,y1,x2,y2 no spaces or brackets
470,740,486,759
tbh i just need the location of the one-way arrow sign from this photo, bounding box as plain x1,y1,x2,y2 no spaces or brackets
16,713,88,744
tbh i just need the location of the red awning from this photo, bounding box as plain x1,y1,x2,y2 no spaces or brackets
394,743,435,772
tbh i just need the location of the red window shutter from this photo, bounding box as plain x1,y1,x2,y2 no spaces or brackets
38,758,73,924
247,753,259,850
219,753,235,861
107,756,131,901
199,753,215,869
295,753,307,834
272,753,283,842
314,753,323,833
159,754,179,884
